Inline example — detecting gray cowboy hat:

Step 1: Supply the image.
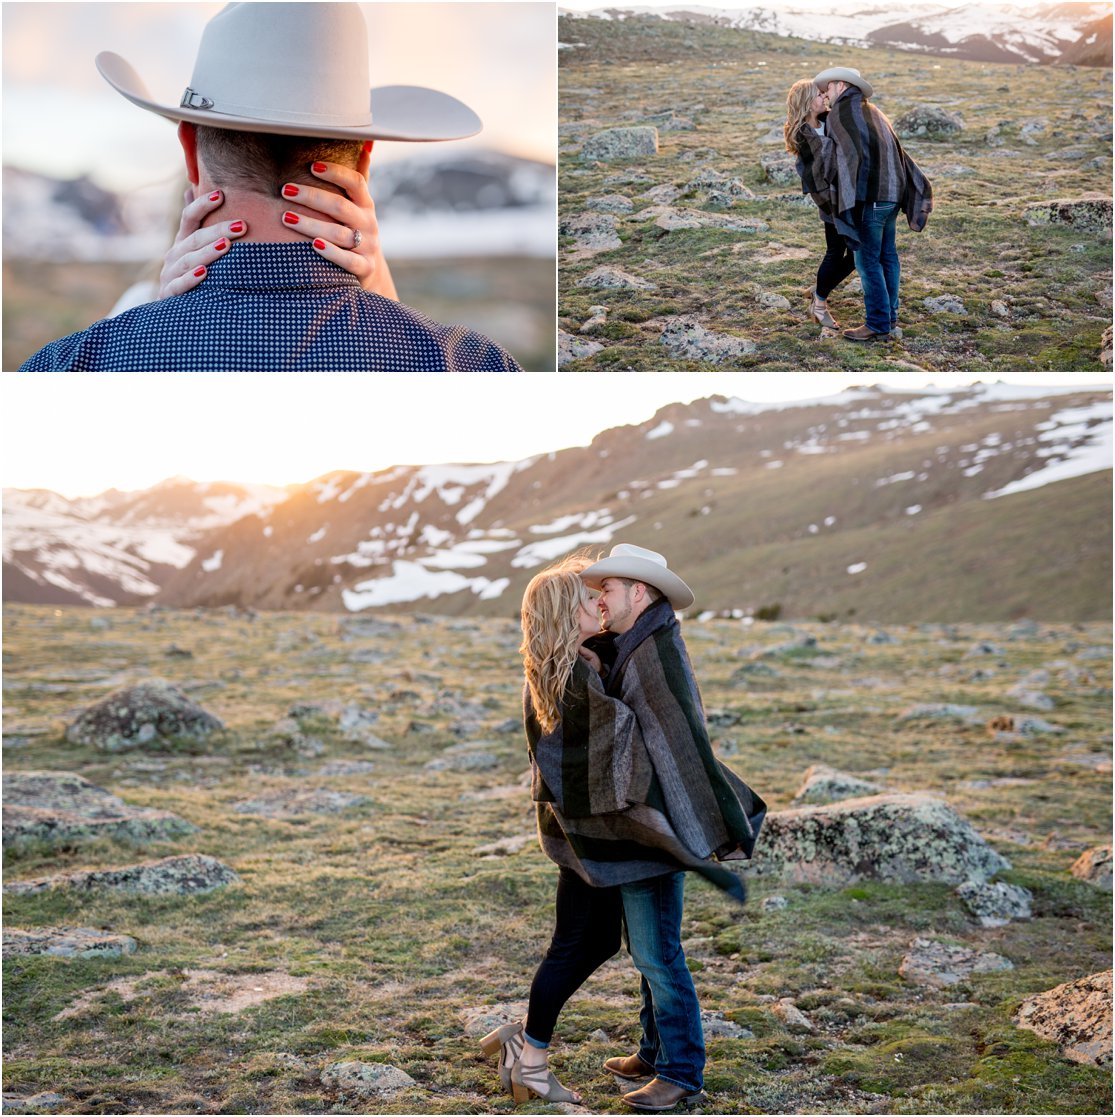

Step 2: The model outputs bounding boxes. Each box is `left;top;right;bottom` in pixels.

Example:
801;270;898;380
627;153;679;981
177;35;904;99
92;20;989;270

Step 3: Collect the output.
813;67;874;99
581;544;695;610
96;2;482;142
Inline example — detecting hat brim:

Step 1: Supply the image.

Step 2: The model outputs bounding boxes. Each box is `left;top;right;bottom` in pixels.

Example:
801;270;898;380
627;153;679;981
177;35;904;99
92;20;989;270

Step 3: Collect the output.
96;52;482;142
813;67;874;99
581;557;695;610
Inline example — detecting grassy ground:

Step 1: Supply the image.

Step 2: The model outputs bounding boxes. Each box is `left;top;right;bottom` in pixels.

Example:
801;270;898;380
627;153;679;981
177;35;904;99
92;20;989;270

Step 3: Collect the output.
2;256;553;373
558;16;1113;371
3;605;1111;1114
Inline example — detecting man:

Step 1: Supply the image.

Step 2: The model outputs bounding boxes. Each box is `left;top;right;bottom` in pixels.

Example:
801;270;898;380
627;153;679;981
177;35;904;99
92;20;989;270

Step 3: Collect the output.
20;3;521;371
812;66;932;343
579;544;765;1113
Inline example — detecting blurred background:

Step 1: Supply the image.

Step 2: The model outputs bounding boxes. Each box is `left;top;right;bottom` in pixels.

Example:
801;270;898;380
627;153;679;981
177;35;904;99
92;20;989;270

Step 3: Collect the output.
2;1;556;370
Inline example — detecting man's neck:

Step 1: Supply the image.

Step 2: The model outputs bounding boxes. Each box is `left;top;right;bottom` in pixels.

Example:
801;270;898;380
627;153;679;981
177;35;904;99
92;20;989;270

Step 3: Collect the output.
195;181;334;245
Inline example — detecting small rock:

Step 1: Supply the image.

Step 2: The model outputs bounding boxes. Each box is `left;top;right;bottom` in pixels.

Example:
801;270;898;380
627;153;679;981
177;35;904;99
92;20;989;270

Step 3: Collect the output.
232;789;370;818
924;294;967;315
3;854;238;897
1006;685;1055;711
990;299;1011;318
320;1062;418;1100
560;212;622;251
582;126;659;162
425;749;500;772
638;183;683;204
772;999;815;1034
956;879;1033;927
576;265;655;291
586;194;634;214
791;763;885;805
1015;970;1112;1066
475;834;534;856
759;895;788;912
3;927;137;960
660;315;756;364
899;937;1014;988
558;331;606;368
895;106;964;139
757;291;792;310
759;152;799;186
1;1093;68;1112
581;305;608;332
701;1010;752;1039
1071;846;1113;890
588;1028;610;1044
898;703;981;723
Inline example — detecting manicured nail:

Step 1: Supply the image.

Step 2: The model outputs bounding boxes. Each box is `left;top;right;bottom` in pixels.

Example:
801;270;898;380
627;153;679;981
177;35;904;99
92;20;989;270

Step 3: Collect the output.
311;162;327;174
229;221;245;234
282;183;300;198
362;141;373;155
208;191;221;202
313;238;326;250
214;238;229;251
282;211;300;225
193;266;206;277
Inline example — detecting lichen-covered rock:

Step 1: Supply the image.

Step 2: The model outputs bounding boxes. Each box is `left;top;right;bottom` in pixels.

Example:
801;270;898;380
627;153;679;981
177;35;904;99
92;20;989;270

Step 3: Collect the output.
2;771;196;849
772;999;815;1034
924;294;967;315
791;764;886;805
702;1010;752;1039
1023;194;1112;233
899;937;1013;987
759;151;799;186
1071;845;1113;890
425;748;500;772
320;1062;417;1100
3;926;137;960
660;315;757;365
3;854;238;897
956;879;1033;927
895;106;964;139
641;206;768;234
576;265;655;291
1015;970;1112;1067
749;793;1010;885
586;194;635;214
65;680;224;752
2;1092;68;1112
558;331;606;368
582;126;658;162
560;211;622;250
232;788;370;818
897;703;981;723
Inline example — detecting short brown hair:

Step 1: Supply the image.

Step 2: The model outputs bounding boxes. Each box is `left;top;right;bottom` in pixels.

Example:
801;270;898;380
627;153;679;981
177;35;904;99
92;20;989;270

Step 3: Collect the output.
195;125;362;194
617;577;663;605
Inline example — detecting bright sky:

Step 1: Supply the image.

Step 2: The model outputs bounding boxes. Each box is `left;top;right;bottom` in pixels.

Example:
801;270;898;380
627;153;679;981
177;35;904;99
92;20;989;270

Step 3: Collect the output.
1;372;1106;498
1;2;556;194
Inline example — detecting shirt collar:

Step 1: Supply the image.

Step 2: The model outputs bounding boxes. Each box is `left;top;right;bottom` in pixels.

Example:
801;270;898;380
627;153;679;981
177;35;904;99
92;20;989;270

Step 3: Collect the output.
203;242;362;291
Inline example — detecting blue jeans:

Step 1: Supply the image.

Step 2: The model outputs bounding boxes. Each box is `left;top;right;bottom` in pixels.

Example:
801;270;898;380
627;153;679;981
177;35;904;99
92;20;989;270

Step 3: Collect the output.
853;201;901;334
620;872;704;1093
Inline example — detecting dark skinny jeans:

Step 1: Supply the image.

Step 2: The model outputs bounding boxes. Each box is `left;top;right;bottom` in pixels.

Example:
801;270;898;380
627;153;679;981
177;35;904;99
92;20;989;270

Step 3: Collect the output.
816;218;856;300
524;866;623;1047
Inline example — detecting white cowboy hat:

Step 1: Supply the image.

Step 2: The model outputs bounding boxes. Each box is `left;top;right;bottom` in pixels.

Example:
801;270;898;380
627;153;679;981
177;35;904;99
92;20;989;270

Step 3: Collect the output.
581;544;695;610
813;67;874;100
95;2;482;143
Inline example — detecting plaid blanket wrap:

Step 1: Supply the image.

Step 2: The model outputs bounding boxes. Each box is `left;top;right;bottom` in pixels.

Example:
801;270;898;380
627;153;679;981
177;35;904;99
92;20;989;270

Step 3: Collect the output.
526;601;765;901
824;88;933;250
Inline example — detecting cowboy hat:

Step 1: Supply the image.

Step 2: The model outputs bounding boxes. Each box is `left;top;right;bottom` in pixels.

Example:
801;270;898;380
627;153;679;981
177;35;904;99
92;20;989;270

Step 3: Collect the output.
813;67;874;99
581;544;695;610
95;2;482;142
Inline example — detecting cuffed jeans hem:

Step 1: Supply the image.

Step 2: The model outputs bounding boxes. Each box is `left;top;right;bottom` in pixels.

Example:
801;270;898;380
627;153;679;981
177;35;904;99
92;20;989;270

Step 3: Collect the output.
524;1032;549;1050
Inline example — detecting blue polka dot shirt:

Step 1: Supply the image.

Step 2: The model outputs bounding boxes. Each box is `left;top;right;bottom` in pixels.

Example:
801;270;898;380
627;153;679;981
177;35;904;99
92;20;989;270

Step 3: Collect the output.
19;243;522;371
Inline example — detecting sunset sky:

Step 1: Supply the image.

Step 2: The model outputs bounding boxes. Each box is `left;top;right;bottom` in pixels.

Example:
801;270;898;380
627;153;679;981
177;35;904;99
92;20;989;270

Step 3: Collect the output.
2;2;555;193
2;372;1105;498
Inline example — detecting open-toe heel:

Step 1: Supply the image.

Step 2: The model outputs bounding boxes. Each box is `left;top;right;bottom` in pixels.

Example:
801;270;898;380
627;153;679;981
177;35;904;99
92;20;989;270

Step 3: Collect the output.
511;1060;581;1105
479;1021;524;1094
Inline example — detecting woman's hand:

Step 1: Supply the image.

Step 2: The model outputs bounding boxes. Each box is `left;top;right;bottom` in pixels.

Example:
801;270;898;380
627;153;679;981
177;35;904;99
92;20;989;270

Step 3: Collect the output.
279;142;398;300
157;187;248;298
578;645;604;675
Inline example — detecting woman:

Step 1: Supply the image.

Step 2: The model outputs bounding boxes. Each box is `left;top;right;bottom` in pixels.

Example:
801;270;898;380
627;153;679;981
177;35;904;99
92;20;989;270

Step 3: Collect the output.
151;141;394;303
480;555;621;1106
784;79;855;331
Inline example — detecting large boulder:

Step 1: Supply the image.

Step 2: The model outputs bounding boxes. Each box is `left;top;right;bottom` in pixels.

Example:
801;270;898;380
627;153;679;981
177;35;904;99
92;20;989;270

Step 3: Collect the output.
1023;194;1112;234
749;793;1010;885
582;126;659;162
895;106;964;139
1015;971;1112;1067
4;854;238;897
65;680;224;752
2;771;196;849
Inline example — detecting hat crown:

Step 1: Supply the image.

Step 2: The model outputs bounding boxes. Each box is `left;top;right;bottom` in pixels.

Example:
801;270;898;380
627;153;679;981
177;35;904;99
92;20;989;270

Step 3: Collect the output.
188;3;372;129
608;543;668;569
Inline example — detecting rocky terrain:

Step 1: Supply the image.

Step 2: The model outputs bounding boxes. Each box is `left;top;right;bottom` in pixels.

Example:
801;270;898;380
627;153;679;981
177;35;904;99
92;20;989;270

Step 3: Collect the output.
558;14;1113;370
5;384;1112;621
3;605;1111;1113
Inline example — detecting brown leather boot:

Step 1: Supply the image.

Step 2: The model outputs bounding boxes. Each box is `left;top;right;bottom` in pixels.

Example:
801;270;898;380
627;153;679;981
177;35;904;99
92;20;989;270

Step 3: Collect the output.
603;1053;656;1080
621;1077;707;1111
842;324;889;342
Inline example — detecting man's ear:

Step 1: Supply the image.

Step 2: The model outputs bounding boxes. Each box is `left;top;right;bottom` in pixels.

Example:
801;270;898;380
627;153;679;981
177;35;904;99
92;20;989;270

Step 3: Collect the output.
178;121;200;186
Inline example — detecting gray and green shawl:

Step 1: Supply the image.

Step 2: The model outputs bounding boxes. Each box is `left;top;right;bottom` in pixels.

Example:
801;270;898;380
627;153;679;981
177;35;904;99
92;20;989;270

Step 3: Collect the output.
525;601;765;902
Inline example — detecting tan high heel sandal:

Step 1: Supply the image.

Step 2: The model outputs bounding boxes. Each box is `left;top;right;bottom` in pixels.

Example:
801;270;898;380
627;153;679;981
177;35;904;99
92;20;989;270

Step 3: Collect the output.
808;290;839;329
511;1059;582;1105
479;1021;524;1094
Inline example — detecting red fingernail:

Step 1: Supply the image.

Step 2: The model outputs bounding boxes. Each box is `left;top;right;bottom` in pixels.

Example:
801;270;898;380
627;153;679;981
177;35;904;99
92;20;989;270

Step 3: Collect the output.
311;162;327;174
208;191;221;202
283;211;300;225
214;238;229;251
282;184;299;198
362;142;373;155
193;266;206;277
313;238;326;250
229;221;245;234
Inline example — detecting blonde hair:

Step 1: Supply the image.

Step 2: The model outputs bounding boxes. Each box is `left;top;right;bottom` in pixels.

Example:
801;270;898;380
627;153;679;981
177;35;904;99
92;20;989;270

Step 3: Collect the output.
784;79;821;155
520;554;597;734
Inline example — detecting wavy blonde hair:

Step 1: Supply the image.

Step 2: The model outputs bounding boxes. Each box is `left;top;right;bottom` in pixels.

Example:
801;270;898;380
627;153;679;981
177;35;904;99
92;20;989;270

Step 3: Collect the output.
784;78;821;155
520;554;598;734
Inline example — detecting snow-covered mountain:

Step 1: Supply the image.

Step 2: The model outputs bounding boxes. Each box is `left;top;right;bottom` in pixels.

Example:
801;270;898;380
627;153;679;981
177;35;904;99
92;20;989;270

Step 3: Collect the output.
562;4;1113;66
1;150;555;263
6;385;1111;621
